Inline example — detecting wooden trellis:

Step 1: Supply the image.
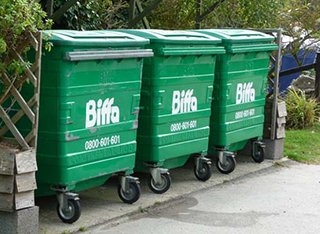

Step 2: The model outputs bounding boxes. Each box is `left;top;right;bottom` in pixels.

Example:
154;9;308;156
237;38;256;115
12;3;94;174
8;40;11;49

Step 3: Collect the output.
0;31;42;150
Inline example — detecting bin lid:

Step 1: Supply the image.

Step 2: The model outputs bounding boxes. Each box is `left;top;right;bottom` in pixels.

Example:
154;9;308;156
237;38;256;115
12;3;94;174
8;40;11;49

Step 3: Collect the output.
42;30;150;47
196;29;275;44
119;29;222;45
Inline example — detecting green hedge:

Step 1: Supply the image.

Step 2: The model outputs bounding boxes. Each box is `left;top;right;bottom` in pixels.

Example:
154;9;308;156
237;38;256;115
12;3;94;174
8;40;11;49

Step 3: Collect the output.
0;0;51;87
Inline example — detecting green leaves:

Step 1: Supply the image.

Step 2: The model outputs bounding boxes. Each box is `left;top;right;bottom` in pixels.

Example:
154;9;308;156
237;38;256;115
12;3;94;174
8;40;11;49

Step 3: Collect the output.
149;0;195;29
0;38;6;54
54;0;101;30
285;88;320;129
149;0;284;29
52;0;128;30
0;0;51;52
7;60;31;76
278;0;320;64
0;0;51;95
201;0;283;28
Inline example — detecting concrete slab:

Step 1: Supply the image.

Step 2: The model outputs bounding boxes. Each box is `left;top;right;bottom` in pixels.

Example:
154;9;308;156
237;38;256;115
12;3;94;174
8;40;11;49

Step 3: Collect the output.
264;139;285;160
37;155;286;234
0;206;39;234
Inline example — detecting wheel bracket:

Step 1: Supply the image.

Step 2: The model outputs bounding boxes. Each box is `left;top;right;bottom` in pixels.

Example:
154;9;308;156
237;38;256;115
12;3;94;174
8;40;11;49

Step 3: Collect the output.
252;140;265;155
150;167;169;185
217;150;234;166
195;155;211;171
120;175;139;193
56;191;79;212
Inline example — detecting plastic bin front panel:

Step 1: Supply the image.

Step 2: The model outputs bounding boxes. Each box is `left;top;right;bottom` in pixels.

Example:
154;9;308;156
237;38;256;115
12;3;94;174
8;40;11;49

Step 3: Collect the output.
37;38;146;195
209;51;270;149
205;30;276;150
196;29;277;151
136;44;219;168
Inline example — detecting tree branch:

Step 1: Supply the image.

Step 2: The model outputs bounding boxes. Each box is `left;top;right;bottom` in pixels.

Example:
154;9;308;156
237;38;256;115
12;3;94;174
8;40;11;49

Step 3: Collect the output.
52;0;79;23
199;0;227;22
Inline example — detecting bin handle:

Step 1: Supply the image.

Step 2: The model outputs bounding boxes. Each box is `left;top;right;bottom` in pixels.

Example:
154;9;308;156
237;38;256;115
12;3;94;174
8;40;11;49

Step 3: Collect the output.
206;86;213;103
226;83;232;101
65;49;153;61
228;44;278;53
154;90;165;109
158;47;225;56
60;102;75;125
131;94;141;115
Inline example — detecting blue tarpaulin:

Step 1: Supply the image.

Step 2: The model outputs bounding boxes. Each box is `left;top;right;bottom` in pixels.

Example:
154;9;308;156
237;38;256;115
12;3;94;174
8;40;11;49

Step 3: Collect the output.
279;49;316;93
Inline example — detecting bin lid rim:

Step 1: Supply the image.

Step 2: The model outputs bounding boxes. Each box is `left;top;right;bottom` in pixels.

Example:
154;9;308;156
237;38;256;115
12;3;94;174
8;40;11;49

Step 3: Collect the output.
42;30;150;46
195;29;275;43
117;29;222;44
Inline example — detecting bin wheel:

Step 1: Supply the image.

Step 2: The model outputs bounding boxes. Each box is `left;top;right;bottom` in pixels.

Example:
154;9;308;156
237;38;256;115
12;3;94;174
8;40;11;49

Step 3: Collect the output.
57;199;81;224
252;144;265;163
194;162;212;182
118;182;141;204
148;173;171;194
216;156;236;174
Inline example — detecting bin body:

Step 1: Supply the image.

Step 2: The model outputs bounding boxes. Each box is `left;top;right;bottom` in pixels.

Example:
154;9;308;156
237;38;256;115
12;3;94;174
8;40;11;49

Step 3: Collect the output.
197;29;277;152
122;30;224;171
36;30;150;196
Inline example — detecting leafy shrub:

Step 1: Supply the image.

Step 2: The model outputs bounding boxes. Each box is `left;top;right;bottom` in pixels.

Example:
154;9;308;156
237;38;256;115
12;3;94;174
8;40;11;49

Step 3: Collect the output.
285;88;320;129
96;0;128;29
0;0;51;51
52;0;101;30
149;0;283;29
0;0;51;89
52;0;128;30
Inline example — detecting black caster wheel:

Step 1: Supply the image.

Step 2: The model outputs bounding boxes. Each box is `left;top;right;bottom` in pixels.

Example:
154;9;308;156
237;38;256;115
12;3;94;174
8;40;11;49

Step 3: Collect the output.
252;144;265;163
148;173;171;194
57;199;81;224
216;156;236;174
194;162;212;181
118;182;141;204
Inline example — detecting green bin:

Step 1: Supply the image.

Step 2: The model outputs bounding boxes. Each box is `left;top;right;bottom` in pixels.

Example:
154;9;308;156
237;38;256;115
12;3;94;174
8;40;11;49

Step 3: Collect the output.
121;30;225;193
196;29;278;174
37;30;152;223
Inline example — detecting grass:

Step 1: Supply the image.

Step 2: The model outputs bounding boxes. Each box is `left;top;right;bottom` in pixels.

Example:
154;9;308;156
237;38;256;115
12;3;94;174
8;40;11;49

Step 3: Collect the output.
79;227;88;232
61;231;71;234
284;123;320;164
138;206;149;213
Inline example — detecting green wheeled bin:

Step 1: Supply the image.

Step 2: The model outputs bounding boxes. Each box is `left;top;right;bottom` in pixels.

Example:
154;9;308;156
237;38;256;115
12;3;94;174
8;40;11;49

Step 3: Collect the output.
121;30;225;194
196;29;278;174
37;30;153;223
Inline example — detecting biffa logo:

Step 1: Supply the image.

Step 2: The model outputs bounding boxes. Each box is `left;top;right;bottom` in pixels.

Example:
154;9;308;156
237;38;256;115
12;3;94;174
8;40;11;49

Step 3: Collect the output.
236;82;255;104
86;98;120;128
172;89;197;114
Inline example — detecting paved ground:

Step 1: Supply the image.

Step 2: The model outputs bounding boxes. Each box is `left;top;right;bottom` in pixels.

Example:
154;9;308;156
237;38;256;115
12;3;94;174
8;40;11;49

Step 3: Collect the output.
38;155;278;234
91;162;320;234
